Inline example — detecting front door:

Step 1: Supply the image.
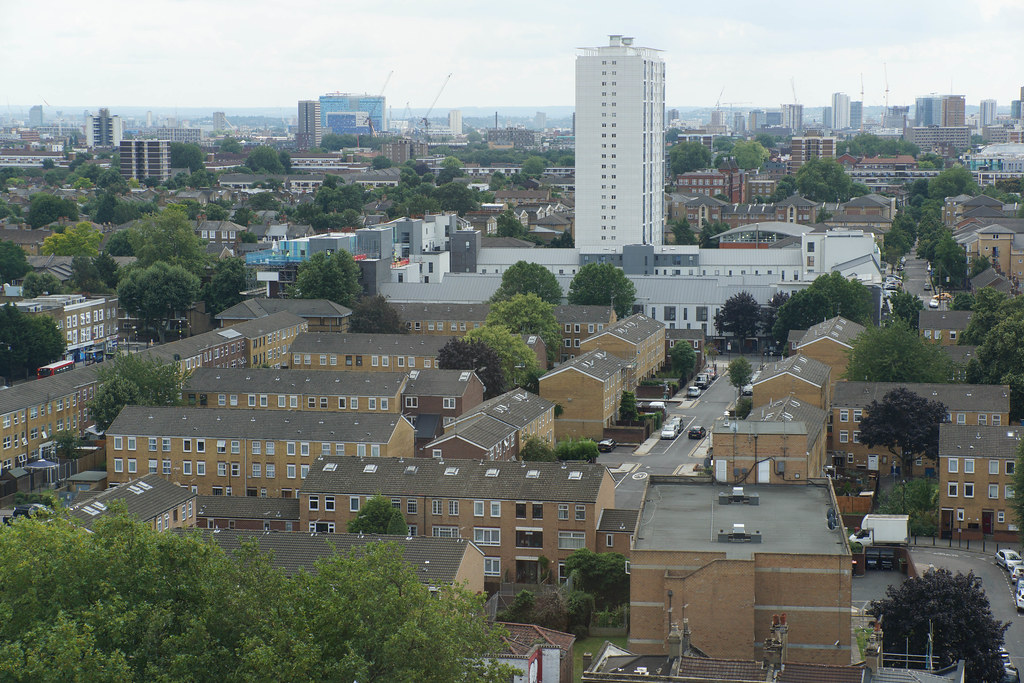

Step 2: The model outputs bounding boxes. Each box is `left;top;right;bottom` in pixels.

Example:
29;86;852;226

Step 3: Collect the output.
983;510;994;536
940;508;954;539
516;559;539;584
758;460;771;483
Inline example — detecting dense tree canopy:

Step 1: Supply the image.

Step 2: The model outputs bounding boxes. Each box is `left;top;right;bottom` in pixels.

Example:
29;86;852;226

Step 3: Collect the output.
495;210;527;239
492;261;562;305
41;221;103;257
771;272;873;342
886;291;924;329
21;271;64;298
464;324;538;391
794;158;856;202
27;193;78;229
245;145;285;174
348;295;406;334
845;321;952;383
117;262;201;343
714;291;761;341
486;294;560;363
0;241;31;283
169;142;204;173
202;258;247;316
869;569;1007;682
127;205;208;276
564;548;629;610
0;514;513;682
731;140;769;169
292;250;361;307
89;353;184;431
669;141;712;175
970;314;1024;422
670;341;696;380
347;495;409;535
438;338;506;399
0;304;65;381
728;357;753;392
567;262;636;318
858;387;947;468
929;165;980;200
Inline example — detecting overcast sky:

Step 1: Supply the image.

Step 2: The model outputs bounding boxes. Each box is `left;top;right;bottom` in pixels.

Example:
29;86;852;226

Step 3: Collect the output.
3;0;1022;114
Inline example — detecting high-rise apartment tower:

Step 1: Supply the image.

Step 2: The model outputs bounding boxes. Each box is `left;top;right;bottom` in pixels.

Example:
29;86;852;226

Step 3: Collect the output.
297;100;322;149
575;35;665;248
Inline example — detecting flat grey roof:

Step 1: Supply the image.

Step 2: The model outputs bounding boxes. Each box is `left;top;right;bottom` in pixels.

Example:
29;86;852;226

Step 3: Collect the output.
633;479;847;559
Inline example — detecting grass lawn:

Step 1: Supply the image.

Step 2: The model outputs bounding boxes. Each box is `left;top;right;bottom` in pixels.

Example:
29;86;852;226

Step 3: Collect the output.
572;634;628;683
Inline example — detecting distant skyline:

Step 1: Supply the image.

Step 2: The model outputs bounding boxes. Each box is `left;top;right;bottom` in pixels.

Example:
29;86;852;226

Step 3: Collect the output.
3;0;1022;115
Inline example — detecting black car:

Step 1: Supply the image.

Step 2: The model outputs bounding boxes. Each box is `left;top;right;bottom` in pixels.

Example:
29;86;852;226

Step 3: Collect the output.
688;426;707;439
597;439;617;453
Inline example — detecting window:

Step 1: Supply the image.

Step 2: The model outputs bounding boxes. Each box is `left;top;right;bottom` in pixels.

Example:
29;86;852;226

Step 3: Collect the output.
1009;461;1016;476
432;499;442;515
162;459;171;475
490;501;501;517
473;528;500;546
405;396;418;409
964;483;974;498
839;409;848;423
448;500;459;516
266;442;275;455
999;511;1006;523
484;558;501;577
1007;486;1015;499
113;436;123;450
350;496;360;512
558;531;586;550
196;461;205;476
301;464;308;479
252;463;261;478
443;398;456;410
183;461;192;475
852;409;862;423
432;526;460;538
575;504;586;521
148;437;158;452
286;464;296;479
852;431;860;444
266;463;275;478
558;504;569;520
380;398;388;411
515;530;543;548
474;500;484;517
948;482;958;497
278;396;286;408
964;459;974;474
516;502;527;519
839;430;848;443
287;442;296;456
990;460;1000;475
128;437;137;450
990;484;1000;499
148;459;158;474
532;503;543;519
114;458;123;473
948;458;958;473
407;499;418;514
309;496;319;511
324;496;335;511
368;398;377;410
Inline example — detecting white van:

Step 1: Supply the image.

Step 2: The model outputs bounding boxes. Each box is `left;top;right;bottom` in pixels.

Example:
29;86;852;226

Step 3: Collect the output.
661;419;681;440
1016;579;1024;613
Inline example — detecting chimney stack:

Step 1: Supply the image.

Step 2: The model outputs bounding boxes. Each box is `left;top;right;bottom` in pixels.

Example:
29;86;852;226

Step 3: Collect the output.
582;652;593;671
763;614;789;670
667;622;682;659
864;621;883;673
682;618;692;654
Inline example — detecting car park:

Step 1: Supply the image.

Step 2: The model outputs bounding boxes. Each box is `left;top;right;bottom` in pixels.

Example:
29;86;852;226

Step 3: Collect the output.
688;426;707;439
597;438;617;453
686;386;701;398
996;548;1023;571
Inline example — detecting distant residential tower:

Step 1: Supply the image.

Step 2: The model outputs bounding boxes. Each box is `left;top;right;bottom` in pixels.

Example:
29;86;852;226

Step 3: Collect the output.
297;100;322;149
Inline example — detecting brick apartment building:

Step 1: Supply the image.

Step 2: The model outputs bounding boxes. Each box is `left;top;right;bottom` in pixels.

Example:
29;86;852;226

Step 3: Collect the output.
751;354;831;410
403;369;486;452
938;424;1020;542
427;389;556;460
16;294;119;363
628;478;852;666
286;332;450;371
919;310;972;345
68;474;196;532
394;303;490;336
790;317;865;385
580;314;666;384
673;167;746;203
106;406;416;497
539;350;631;440
553;305;617;363
298;456;615;588
195;495;300;532
216;298;352;333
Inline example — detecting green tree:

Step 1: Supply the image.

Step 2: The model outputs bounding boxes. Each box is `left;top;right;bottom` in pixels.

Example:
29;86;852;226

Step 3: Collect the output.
0;241;31;283
201;258;247;316
521;156;547;177
495;210;527;238
698;220;730;248
103;230;134;256
869;569;1008;682
464;325;538;390
349;295;406;334
555;438;600;462
771;272;873;342
233;207;255;227
491;261;562;305
951;292;975;311
117;262;201;343
169;142;204;173
670;340;696;380
486;294;560;363
7;313;65;379
669;141;712;175
21;272;64;298
371;155;392;170
567;262;636;318
795;158;853;202
41;221;103;256
245;145;285;174
438;338;506;399
845;321;951;383
27;193;78;229
929;165;979;200
128;205;208;275
347;494;408;535
972;314;1024;422
292;250;361;307
70;255;113;293
434;182;479;215
564;548;629;610
969;255;991;278
728;357;753;393
858;387;947;469
731;140;769;169
960;288;1018;345
876;478;938;536
89;353;184;431
1013;438;1024;538
203;203;229;221
887;291;924;329
219;136;242;153
320;133;357;151
520;435;557;462
669;217;697;245
618;390;639;422
52;429;84;460
714;291;761;342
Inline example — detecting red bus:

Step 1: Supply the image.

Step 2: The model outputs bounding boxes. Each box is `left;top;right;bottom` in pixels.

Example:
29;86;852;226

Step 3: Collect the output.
37;360;75;378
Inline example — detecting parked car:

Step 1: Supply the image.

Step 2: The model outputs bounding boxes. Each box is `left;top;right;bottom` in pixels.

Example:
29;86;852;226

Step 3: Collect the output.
1001;648;1020;682
686;386;701;398
695;374;710;389
688;426;707;439
661;419;681;439
1012;564;1024;583
1016;580;1024;613
928;298;940;309
741;383;753;396
935;292;953;301
996;548;1023;571
597;438;617;453
923;282;932;291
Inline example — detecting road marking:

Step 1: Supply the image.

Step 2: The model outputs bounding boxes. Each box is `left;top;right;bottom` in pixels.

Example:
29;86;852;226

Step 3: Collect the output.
609;464;635;474
613;464;640;487
631;471;649;480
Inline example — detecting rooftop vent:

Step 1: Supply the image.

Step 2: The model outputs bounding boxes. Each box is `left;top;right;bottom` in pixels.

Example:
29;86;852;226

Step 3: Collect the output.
718;523;762;544
718;488;760;506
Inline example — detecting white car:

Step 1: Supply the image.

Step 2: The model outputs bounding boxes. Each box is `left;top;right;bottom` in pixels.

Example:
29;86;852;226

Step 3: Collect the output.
928;298;940;309
996;548;1023;571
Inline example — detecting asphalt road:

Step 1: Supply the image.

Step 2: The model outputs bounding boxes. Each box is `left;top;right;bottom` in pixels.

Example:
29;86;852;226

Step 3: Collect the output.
599;364;740;510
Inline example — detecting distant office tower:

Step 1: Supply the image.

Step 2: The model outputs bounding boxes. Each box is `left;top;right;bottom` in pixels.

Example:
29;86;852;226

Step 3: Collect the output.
831;93;851;129
667;109;679;123
915;96;943;126
213;111;227;131
575;34;664;248
1013;100;1023;122
849;101;863;131
980;99;997;126
765;111;782;126
297;100;322;148
781;103;803;132
748;110;764;131
821;107;832;129
86;108;123;147
533;111;546;130
28;105;43;127
119;140;170;182
449;110;463;135
710;109;727;128
146;111;153;128
941;95;966;127
733;112;746;134
319;93;386;135
882;106;909;129
790;132;836;171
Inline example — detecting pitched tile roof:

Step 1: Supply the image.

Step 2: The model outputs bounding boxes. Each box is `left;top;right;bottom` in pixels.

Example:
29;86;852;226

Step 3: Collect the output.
193;529;476;583
184;367;406;397
776;662;865;682
541;349;630;383
289;332;451;356
458;388;555;430
940;344;977;366
301;456;609;502
0;364;98;417
586;313;664;345
107;406;409;443
496;623;576;656
391;302;491;322
796;316;865;349
146;311;306;364
216;297;352;321
748;394;826;448
195;495;300;520
68;474;194;530
918;310;972;329
753;354;831;389
597;508;639;533
552;304;615;324
403;369;481;397
428;413;518;450
939;424;1022;459
832;381;1010;413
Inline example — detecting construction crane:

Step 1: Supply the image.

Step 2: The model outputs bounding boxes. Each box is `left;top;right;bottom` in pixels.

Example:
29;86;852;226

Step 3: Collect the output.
420;72;452;138
365;70;393;138
790;78;799;105
860;73;865;131
714;87;725;111
883;62;890;110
